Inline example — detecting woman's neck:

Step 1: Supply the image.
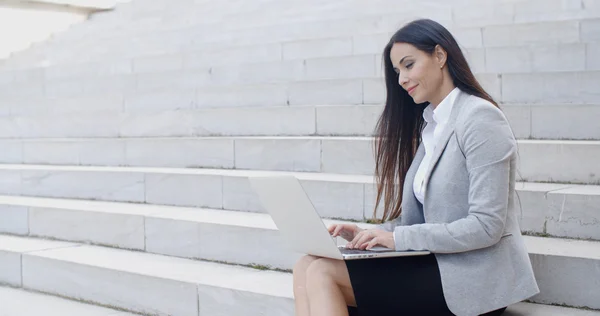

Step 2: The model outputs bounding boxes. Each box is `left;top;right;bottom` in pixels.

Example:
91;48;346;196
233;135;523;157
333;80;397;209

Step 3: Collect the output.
429;81;456;109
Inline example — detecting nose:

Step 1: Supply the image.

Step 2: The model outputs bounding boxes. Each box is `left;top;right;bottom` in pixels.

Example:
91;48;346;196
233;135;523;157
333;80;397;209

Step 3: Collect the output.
398;72;409;87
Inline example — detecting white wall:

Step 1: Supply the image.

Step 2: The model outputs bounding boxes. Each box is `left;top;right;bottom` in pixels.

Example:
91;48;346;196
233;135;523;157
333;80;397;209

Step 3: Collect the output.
0;2;90;59
0;0;129;60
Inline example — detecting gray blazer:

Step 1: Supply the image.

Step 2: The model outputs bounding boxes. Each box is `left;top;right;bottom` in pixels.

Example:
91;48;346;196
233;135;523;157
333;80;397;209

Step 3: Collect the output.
377;90;539;315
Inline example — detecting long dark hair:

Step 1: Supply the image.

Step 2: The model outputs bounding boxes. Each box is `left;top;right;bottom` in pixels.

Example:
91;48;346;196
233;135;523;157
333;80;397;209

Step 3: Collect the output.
373;19;497;222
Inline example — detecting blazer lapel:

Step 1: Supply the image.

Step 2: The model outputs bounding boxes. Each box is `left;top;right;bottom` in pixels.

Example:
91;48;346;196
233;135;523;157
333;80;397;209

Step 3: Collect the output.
402;142;425;206
406;143;425;194
422;90;467;187
400;142;426;224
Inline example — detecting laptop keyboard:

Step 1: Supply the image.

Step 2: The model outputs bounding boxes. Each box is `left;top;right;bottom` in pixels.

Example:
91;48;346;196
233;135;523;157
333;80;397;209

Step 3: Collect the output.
339;247;395;255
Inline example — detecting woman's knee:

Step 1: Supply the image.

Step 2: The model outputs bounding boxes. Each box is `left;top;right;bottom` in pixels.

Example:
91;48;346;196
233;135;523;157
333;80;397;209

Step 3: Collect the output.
305;258;337;284
293;255;320;290
293;255;320;298
293;255;319;277
305;258;357;306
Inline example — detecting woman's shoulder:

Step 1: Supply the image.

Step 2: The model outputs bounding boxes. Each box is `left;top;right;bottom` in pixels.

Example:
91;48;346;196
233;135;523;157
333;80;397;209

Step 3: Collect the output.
455;92;516;144
455;93;510;128
459;93;505;119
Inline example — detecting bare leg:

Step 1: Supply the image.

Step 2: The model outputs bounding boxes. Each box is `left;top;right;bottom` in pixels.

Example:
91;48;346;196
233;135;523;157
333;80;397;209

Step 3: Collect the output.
306;258;356;316
293;255;319;316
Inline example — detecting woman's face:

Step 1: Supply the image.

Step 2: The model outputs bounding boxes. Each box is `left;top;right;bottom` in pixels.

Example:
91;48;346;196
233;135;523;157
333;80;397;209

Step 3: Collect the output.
389;42;446;105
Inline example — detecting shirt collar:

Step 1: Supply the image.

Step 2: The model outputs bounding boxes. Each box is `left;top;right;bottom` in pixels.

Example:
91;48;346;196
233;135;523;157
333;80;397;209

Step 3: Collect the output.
423;87;461;125
423;104;434;123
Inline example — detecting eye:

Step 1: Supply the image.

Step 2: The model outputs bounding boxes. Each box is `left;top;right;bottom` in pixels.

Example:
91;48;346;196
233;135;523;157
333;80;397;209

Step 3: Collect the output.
405;63;414;69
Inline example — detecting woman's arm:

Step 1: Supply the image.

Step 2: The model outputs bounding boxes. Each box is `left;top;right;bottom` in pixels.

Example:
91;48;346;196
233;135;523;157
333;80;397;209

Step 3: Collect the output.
376;216;402;232
392;102;516;253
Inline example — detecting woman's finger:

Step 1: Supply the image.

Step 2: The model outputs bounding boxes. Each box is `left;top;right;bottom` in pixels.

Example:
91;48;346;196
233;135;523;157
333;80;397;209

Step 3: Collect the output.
349;230;374;248
348;230;365;247
364;237;380;250
357;232;375;248
359;236;377;250
332;225;344;237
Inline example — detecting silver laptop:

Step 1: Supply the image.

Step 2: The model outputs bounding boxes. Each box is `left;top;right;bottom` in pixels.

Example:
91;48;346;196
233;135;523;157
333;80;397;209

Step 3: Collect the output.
248;175;430;260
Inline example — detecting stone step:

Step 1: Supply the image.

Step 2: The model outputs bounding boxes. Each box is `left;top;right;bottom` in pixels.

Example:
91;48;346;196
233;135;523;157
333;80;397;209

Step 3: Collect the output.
0;195;310;266
1;224;600;311
24;0;422;47
52;0;600;42
0;137;597;184
1;193;599;269
11;12;600;67
0;286;136;316
28;0;600;41
0;104;598;140
3;39;597;86
505;303;600;316
0;166;598;240
0;234;294;316
2;71;600;106
516;140;600;184
502;104;600;140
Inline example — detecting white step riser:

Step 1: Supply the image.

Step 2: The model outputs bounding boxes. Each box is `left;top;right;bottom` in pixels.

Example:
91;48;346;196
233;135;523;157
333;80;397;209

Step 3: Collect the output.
33;207;146;250
0;179;598;240
25;0;600;36
518;185;600;240
146;218;303;270
48;3;441;43
47;0;600;45
504;104;600;140
529;255;600;309
2;209;600;309
1;238;599;316
0;239;296;316
23;255;295;316
0;206;28;235
1;171;599;240
0;104;598;140
83;0;353;33
0;250;22;286
517;142;600;184
509;302;600;316
0;169;370;220
0;204;594;270
11;15;600;67
0;287;138;316
0;205;301;268
3;71;600;106
1;205;301;268
0;238;78;288
4;41;599;84
0;138;597;184
21;257;293;316
23;255;201;316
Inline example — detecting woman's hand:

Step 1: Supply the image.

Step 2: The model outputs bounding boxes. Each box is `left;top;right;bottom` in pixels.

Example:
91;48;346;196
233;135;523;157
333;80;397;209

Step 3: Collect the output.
328;223;363;242
347;229;395;250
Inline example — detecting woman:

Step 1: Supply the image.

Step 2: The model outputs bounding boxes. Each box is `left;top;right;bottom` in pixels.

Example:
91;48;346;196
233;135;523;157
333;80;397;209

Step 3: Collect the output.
292;19;540;316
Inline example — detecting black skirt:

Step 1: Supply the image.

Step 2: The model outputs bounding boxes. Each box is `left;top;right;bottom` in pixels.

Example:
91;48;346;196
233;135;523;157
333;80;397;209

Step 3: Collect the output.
345;254;507;316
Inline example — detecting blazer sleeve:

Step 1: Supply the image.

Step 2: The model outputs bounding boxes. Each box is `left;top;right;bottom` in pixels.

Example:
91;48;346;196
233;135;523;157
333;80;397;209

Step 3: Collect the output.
376;216;402;232
392;102;516;253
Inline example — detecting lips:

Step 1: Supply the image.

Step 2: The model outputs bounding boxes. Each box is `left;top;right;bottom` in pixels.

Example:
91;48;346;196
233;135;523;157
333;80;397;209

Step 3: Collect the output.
407;85;418;95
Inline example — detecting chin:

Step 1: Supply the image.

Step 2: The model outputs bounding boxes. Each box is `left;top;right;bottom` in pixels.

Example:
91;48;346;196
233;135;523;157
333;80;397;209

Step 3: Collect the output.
411;95;424;104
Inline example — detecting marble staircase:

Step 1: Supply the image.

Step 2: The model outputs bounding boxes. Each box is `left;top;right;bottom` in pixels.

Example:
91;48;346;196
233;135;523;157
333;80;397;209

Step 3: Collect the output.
0;0;599;315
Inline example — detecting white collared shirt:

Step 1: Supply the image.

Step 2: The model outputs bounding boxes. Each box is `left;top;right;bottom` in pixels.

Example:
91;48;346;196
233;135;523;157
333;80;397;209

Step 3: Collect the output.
413;87;461;205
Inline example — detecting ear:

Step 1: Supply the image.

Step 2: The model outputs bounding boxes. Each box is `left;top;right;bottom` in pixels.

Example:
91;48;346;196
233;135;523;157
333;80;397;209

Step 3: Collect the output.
434;44;447;69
